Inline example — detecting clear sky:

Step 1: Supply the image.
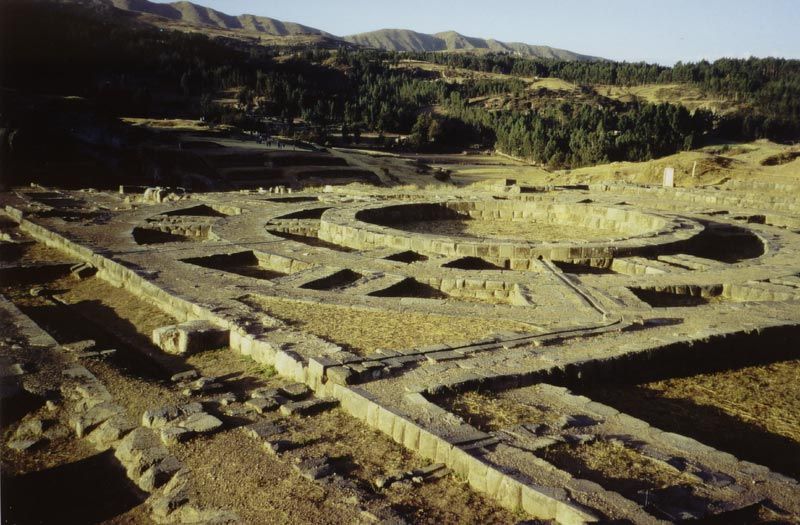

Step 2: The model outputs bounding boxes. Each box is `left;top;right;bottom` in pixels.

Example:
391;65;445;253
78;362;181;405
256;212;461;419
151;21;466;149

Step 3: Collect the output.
152;0;800;65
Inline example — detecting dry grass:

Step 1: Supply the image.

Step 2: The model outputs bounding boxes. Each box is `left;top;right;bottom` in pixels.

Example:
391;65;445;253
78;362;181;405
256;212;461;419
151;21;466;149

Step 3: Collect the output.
400;218;619;242
597;83;736;114
59;277;177;336
437;390;557;431
539;440;697;493
248;296;530;355
528;77;578;92
121;117;231;132
645;359;800;444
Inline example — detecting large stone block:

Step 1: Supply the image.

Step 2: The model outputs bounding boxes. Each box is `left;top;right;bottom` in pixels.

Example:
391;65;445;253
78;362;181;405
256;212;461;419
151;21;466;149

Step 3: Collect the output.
152;321;228;356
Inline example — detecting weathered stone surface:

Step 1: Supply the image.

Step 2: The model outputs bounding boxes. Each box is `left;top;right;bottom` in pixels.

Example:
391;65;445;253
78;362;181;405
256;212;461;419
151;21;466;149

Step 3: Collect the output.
148;468;190;519
160;426;193;446
326;366;353;385
115;427;172;481
87;414;136;449
71;401;126;437
178;413;223;434
138;455;183;492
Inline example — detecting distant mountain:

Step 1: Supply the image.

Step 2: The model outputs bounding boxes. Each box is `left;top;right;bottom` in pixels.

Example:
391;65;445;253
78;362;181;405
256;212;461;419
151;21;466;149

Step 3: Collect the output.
343;29;602;61
93;0;601;60
103;0;332;37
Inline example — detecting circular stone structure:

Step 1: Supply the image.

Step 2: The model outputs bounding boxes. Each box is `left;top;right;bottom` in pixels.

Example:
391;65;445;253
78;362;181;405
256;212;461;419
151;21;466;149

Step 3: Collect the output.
319;200;704;268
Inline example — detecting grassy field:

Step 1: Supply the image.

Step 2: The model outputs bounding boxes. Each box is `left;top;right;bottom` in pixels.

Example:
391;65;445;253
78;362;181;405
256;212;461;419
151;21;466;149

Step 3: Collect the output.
597;83;738;114
430;140;800;188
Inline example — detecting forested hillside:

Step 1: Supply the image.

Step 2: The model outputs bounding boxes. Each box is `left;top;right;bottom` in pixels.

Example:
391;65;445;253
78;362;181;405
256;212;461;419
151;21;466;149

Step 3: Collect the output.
2;0;798;170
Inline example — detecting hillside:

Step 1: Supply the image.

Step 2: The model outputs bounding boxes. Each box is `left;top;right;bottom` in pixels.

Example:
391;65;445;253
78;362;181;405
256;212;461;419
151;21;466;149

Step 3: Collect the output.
102;0;332;36
343;29;601;61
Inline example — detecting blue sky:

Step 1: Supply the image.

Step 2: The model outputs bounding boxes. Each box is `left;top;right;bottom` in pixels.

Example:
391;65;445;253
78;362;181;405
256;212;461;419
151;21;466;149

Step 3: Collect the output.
152;0;800;64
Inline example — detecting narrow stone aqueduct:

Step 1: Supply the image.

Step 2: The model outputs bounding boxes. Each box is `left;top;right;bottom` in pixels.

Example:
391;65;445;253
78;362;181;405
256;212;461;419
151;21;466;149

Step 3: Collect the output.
2;175;800;523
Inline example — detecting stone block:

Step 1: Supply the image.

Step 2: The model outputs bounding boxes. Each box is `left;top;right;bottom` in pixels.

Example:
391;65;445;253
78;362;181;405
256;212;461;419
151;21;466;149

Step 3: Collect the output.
246;397;281;414
279;397;339;417
152;321;228;356
278;383;311;400
178;413;222;434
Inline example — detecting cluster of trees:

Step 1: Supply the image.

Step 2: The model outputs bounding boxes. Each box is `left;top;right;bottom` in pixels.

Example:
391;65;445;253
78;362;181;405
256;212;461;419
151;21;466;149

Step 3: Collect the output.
406;52;800;141
490;102;710;167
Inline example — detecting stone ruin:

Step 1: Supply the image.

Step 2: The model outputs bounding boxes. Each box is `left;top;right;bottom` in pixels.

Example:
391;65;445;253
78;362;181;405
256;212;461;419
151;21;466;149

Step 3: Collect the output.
2;176;800;523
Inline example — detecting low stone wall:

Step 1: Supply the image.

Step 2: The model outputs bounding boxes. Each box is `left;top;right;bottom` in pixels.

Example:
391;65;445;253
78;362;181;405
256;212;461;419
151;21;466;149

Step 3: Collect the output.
319;200;702;267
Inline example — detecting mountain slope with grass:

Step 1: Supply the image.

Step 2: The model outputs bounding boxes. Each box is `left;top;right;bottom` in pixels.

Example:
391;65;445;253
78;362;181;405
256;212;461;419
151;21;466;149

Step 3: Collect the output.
343;29;600;60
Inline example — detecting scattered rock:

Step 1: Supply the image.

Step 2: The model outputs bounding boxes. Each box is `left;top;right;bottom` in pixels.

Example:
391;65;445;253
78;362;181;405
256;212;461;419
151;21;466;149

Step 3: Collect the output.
211;392;238;406
3;362;29;376
79;349;117;360
14;417;44;439
245;397;280;414
7;438;43;452
279;397;339;417
263;439;294;455
87;415;136;449
249;387;282;400
278;383;311;400
294;457;333;481
221;404;252;418
557;414;600;429
115;427;173;483
62;340;98;353
242;420;284;440
43;423;71;441
152;321;228;356
160;426;193;446
564;434;596;446
139;455;183;492
375;463;448;489
182;377;224;396
170;370;199;383
142;403;204;428
178;413;222;434
148;468;190;519
71;401;126;438
70;262;97;280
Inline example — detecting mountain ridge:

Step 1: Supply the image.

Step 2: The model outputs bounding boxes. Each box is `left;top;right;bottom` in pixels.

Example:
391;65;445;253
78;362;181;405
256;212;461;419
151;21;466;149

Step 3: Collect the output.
343;28;600;60
96;0;603;60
